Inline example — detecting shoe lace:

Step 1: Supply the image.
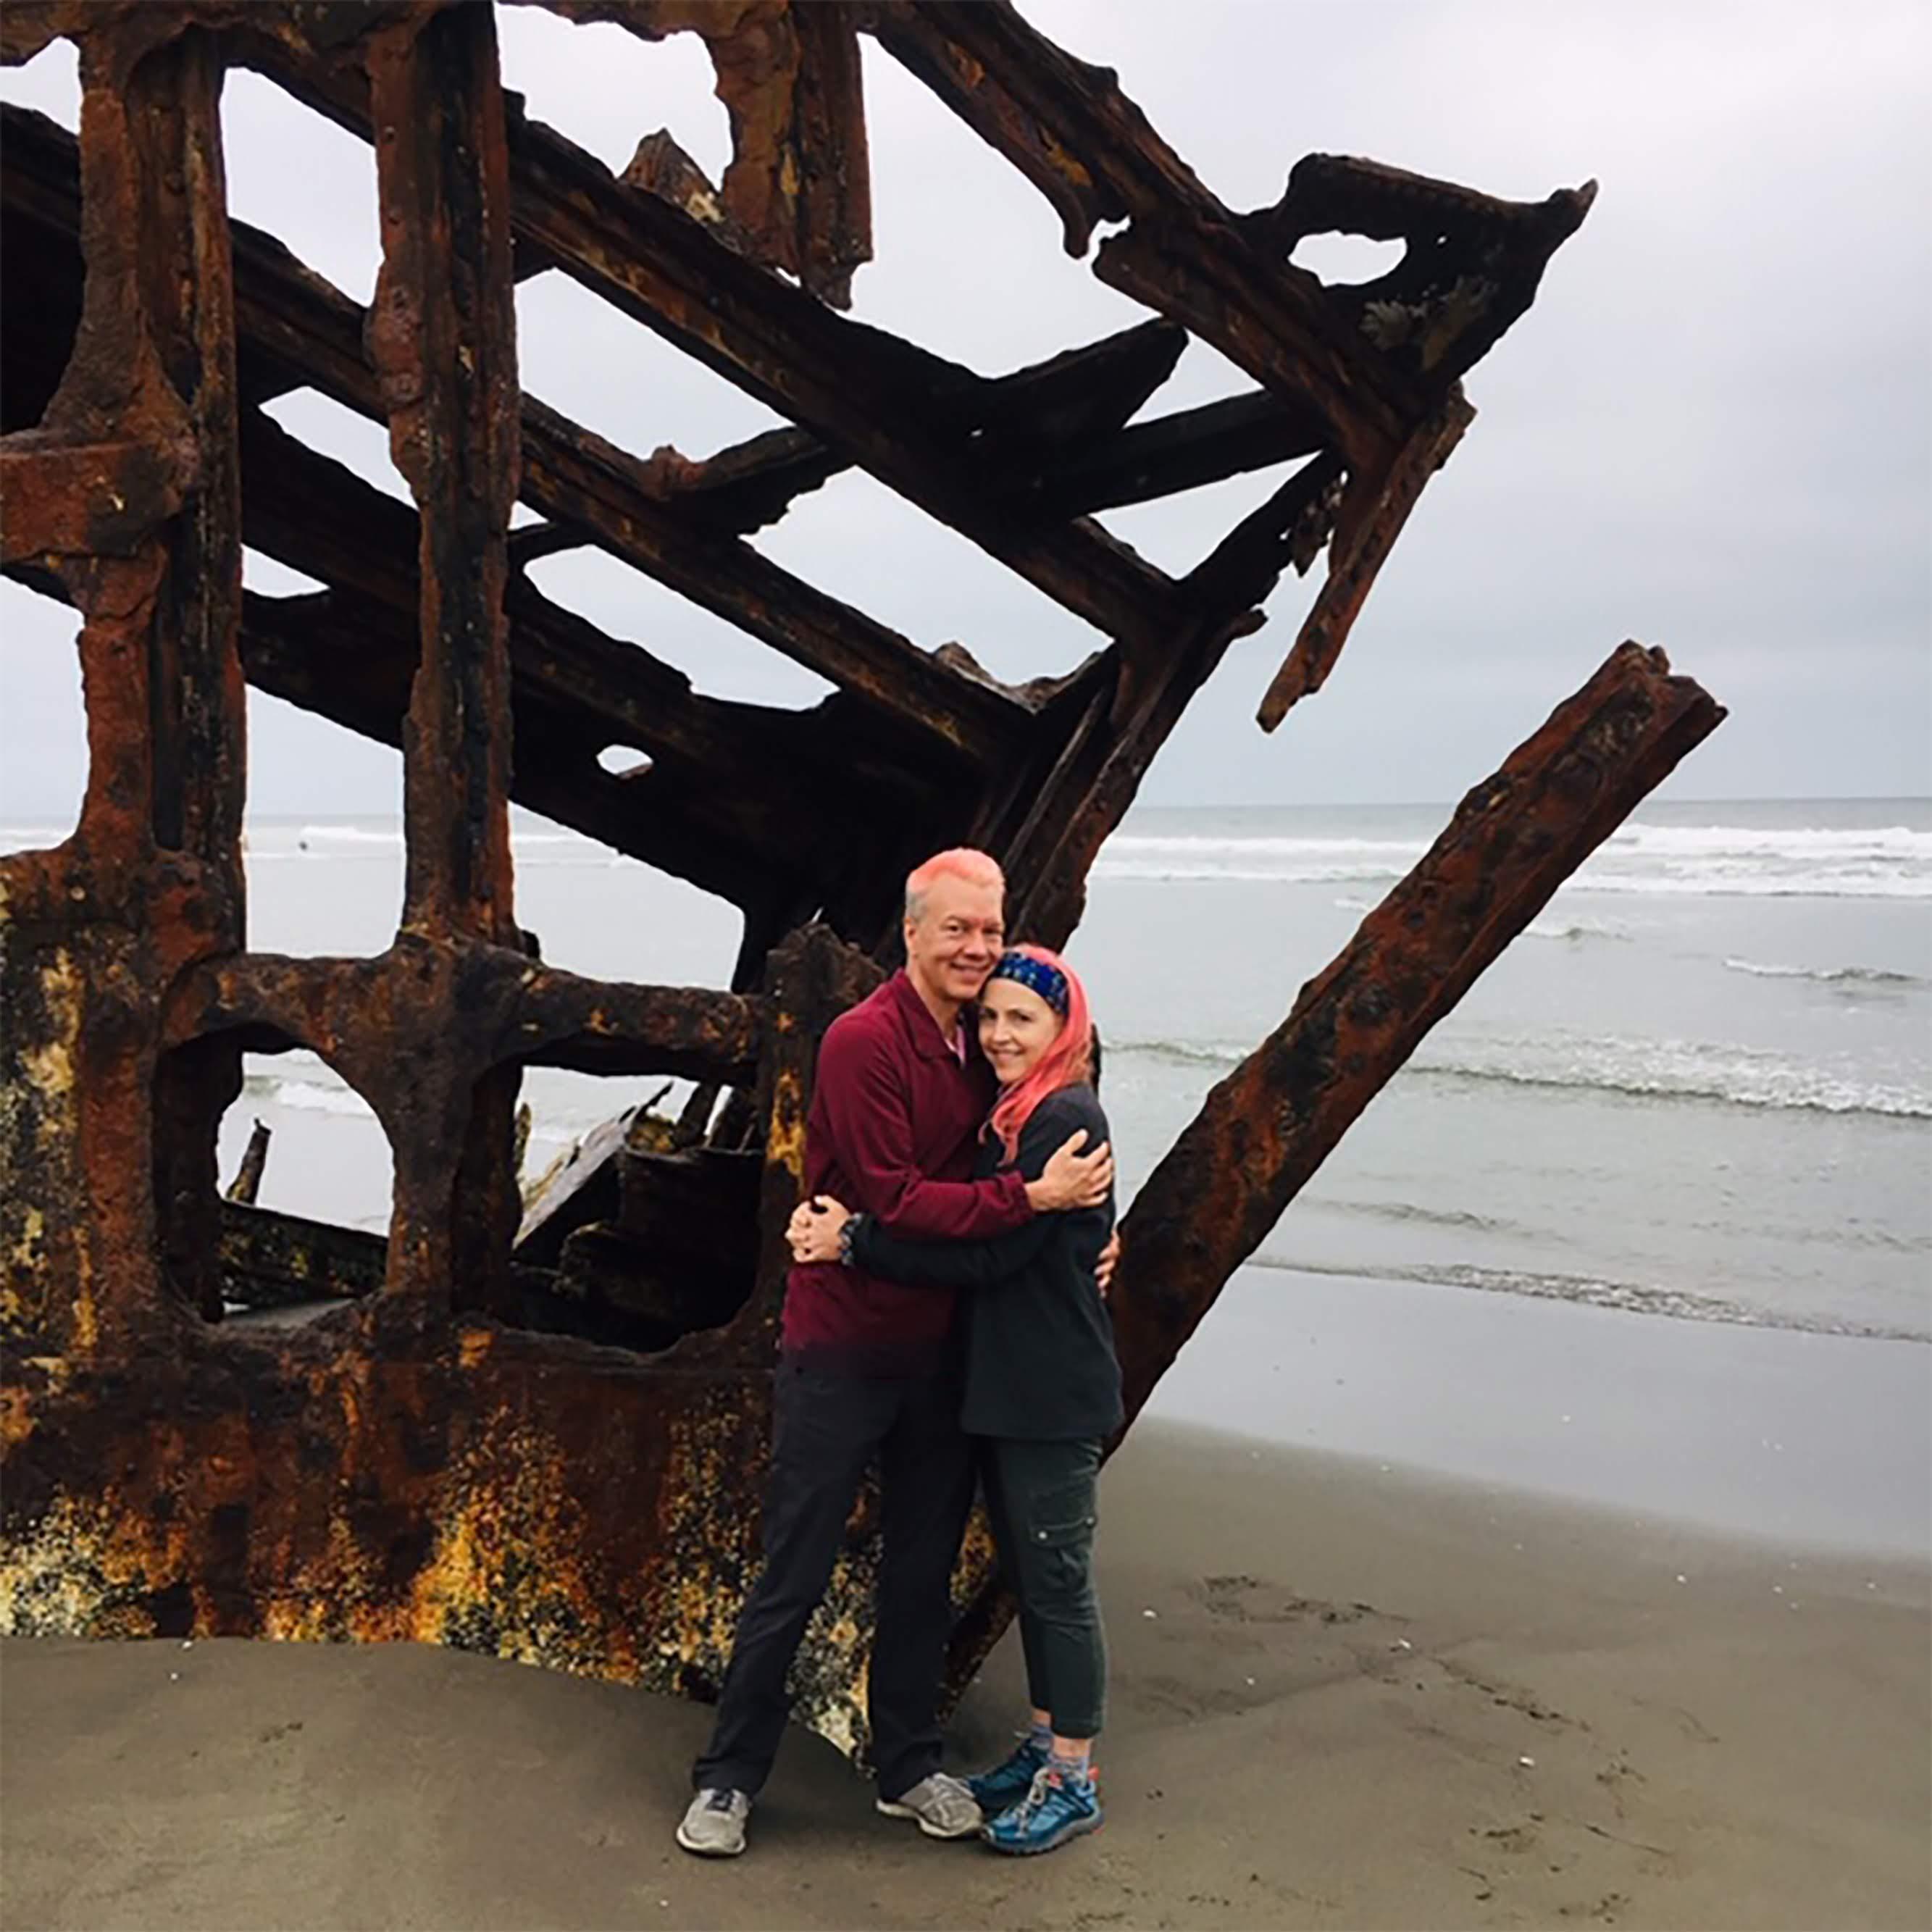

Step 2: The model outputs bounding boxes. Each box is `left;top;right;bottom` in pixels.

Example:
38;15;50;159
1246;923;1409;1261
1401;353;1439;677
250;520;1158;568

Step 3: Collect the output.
1005;1765;1055;1826
703;1789;740;1814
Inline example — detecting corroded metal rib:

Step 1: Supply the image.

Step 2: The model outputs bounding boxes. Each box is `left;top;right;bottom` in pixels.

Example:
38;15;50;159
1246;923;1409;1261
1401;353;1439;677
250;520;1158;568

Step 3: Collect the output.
1110;642;1724;1424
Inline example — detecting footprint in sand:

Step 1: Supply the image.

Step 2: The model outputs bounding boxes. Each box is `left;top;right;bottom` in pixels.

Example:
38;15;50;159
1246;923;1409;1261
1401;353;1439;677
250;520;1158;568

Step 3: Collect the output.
1195;1573;1382;1626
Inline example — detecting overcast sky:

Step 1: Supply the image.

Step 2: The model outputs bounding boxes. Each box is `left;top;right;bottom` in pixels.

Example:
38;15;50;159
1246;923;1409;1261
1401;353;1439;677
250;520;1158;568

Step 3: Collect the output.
3;0;1927;823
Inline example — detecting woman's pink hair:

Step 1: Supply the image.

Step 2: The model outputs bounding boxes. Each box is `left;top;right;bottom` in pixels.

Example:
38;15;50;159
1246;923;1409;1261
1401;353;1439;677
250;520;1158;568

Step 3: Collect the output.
985;943;1094;1163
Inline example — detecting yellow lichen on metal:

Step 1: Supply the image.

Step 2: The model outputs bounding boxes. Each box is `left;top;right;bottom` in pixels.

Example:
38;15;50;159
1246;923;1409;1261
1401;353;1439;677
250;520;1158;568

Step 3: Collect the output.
23;954;80;1121
653;1396;765;1669
0;1482;185;1640
397;1418;634;1680
767;1065;808;1174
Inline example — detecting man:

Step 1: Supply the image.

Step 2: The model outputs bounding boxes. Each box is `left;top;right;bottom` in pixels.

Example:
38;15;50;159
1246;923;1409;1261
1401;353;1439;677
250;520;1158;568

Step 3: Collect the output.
677;848;1113;1858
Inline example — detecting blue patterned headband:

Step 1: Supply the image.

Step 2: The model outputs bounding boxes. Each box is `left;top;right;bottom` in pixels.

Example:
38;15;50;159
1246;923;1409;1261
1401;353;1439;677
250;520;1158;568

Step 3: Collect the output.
987;950;1069;1016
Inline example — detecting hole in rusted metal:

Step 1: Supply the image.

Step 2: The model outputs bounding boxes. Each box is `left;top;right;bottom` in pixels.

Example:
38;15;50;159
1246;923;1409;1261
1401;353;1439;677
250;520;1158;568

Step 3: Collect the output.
0;584;85;850
222;68;380;303
595;745;653;778
0;36;80;132
242;550;326;598
751;467;1100;683
261;388;413;506
511;1070;756;1353
211;1045;394;1323
853;38;1140;366
507;803;743;985
523;548;838;708
1289;232;1407;288
496;9;732;183
515;267;789;463
242;711;404;953
1095;452;1323;576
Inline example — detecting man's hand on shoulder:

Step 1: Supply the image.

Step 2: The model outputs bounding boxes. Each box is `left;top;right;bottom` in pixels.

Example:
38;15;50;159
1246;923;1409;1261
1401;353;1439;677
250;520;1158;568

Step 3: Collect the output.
1025;1129;1113;1213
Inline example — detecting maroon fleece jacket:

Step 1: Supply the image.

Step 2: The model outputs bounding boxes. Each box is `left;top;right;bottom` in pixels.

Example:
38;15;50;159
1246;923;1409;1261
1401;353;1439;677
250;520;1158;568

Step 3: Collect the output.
780;970;1032;1373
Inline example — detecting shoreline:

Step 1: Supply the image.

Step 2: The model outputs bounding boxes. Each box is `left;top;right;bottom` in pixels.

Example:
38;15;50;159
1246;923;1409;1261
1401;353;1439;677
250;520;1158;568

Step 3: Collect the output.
4;1416;1925;1931
1146;1263;1932;1560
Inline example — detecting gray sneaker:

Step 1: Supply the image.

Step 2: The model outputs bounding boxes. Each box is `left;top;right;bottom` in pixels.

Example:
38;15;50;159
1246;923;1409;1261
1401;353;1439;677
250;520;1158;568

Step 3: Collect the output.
677;1786;750;1857
876;1771;983;1840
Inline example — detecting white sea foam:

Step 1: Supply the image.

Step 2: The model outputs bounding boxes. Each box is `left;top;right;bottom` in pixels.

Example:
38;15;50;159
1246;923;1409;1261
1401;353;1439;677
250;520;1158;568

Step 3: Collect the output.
1723;957;1925;988
296;824;404;848
1113;1032;1932;1119
241;1055;373;1120
1098;820;1932;898
1524;916;1634;942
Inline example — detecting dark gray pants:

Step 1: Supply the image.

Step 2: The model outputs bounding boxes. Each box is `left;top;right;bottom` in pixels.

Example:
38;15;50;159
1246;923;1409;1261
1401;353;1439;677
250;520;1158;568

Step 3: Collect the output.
692;1358;975;1802
981;1435;1107;1740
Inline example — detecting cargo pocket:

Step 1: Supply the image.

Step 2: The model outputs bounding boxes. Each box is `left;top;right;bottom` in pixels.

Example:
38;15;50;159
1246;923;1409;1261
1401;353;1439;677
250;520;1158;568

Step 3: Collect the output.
1022;1481;1098;1605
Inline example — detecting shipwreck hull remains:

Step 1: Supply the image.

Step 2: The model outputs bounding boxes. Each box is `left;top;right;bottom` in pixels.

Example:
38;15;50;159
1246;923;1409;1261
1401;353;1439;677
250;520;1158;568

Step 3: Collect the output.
1;1;1718;1762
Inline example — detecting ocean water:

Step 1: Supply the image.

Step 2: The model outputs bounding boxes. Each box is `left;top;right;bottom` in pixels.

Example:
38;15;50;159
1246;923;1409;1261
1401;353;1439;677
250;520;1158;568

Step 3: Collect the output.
6;799;1926;1352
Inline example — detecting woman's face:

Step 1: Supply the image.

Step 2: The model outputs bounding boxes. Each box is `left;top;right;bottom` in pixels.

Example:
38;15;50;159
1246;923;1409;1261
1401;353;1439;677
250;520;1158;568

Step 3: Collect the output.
977;978;1063;1087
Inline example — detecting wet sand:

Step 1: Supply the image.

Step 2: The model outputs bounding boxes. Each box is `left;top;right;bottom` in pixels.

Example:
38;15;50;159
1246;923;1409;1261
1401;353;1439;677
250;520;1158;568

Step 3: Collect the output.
3;1418;1926;1931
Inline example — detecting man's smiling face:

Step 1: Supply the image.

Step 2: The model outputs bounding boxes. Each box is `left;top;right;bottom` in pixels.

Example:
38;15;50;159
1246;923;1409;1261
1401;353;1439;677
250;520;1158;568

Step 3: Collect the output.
903;872;1005;1016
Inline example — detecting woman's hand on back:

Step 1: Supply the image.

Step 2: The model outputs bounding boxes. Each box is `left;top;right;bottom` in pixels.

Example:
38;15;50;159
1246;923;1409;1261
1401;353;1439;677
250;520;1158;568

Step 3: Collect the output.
787;1195;853;1265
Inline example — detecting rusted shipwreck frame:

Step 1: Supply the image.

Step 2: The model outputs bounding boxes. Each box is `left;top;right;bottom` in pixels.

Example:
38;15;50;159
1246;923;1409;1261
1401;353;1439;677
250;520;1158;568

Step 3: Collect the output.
0;1;1721;1760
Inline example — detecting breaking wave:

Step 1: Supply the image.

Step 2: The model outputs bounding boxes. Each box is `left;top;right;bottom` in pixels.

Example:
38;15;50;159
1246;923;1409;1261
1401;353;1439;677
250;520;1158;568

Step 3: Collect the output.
241;1061;372;1119
1098;821;1932;898
1723;958;1925;988
1112;1033;1932;1119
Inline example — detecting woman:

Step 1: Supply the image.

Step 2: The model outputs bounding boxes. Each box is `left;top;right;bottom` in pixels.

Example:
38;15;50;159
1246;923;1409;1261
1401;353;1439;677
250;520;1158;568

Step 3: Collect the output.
789;944;1121;1856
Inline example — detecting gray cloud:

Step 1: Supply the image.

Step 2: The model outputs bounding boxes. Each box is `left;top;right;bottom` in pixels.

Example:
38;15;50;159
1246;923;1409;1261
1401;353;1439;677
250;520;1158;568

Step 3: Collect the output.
3;0;1926;826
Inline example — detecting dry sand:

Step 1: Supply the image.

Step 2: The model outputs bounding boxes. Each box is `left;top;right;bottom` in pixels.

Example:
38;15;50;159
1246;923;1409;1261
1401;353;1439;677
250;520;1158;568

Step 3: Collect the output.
3;1419;1926;1931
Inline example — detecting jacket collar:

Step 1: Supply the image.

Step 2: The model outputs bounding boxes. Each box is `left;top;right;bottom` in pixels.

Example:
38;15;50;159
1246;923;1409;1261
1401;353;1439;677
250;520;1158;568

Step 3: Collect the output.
889;968;970;1063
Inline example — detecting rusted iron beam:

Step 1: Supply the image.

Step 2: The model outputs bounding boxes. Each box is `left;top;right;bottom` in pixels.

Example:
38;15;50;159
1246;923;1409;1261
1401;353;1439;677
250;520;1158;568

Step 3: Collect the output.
501;106;1182;648
235;43;1185;650
0;16;254;1339
225;407;948;874
1017;388;1329;522
1111;643;1725;1423
235;589;790;913
864;0;1426;460
637;317;1187;539
1004;451;1346;946
1;104;1032;766
522;0;874;310
1256;391;1474;730
163;948;766;1087
516;397;1021;767
220;1199;385;1307
363;4;519;946
0;434;192;562
866;1;1592;707
1252;153;1600;392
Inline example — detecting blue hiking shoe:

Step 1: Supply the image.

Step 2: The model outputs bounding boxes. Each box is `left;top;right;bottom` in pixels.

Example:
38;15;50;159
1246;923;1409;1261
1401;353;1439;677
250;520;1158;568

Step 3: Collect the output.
982;1765;1103;1856
966;1734;1050;1815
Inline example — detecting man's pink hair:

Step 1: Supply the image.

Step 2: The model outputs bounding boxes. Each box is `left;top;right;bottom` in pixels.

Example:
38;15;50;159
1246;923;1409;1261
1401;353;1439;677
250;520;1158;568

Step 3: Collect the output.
986;943;1094;1163
904;846;1004;919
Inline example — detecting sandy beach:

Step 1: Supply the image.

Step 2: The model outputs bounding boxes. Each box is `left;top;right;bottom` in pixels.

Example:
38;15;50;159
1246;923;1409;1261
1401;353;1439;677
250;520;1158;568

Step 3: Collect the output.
4;1415;1925;1932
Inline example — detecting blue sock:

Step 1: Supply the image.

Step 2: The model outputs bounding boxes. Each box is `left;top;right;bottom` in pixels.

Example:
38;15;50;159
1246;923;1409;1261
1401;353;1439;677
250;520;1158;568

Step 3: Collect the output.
1048;1747;1093;1789
1025;1720;1052;1753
